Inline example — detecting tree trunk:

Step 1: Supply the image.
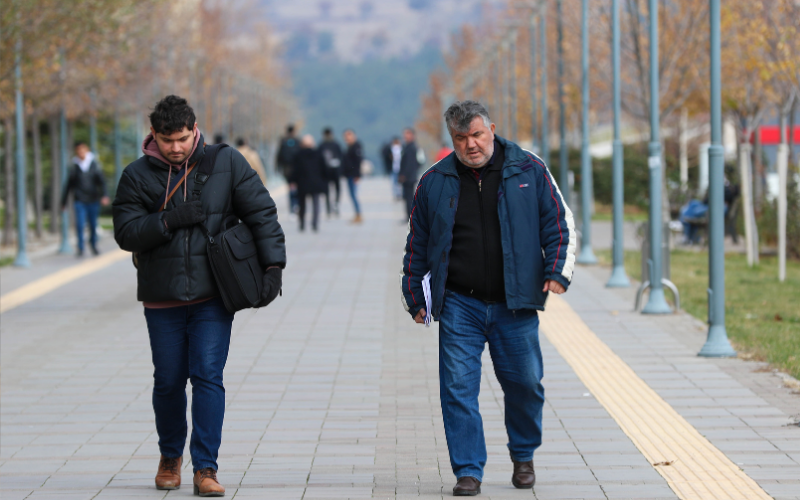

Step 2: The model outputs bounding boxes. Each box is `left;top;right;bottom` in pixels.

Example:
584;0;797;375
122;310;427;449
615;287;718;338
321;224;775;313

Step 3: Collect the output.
679;108;688;191
3;116;15;246
738;142;758;266
49;115;59;234
753;126;763;213
32;109;43;239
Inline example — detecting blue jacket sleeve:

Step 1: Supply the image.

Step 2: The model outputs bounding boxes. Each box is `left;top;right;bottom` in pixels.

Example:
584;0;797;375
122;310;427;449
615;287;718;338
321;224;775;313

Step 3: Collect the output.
532;156;576;290
400;176;430;318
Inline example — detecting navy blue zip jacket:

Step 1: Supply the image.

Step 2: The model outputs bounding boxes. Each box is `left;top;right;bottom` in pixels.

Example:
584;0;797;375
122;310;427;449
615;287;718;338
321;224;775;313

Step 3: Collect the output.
400;136;576;320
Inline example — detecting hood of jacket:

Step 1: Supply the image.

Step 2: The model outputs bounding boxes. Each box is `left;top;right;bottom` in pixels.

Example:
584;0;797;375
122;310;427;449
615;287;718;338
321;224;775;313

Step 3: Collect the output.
142;130;204;171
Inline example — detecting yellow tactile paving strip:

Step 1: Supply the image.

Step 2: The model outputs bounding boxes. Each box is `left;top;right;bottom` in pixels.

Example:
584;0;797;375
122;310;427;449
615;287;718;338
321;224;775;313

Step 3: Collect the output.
540;295;772;500
0;249;129;314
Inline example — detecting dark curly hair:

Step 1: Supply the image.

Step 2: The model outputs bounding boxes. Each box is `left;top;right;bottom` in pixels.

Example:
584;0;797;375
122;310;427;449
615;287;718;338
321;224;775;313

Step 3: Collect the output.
149;95;196;135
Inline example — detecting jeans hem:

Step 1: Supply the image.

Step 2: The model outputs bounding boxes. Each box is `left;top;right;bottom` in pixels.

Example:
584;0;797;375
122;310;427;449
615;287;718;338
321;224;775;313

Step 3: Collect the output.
193;463;217;473
509;454;534;463
455;473;483;482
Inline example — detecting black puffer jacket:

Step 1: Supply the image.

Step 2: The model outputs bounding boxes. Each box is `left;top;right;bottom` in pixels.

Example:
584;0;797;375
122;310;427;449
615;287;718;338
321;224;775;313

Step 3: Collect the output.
113;136;286;303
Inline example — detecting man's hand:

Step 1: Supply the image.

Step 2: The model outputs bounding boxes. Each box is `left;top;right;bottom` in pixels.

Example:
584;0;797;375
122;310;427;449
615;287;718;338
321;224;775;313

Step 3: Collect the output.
414;308;427;324
258;267;282;307
398;175;406;183
162;200;206;231
101;196;110;206
543;280;566;294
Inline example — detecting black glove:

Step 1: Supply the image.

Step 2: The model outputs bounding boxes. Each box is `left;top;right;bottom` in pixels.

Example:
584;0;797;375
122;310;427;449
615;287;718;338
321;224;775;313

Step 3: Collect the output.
258;267;282;307
163;200;206;231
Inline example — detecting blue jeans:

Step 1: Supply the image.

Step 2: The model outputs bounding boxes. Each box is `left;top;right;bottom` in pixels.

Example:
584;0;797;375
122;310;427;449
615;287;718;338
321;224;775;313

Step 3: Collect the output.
144;297;234;472
346;177;361;215
74;201;100;252
438;290;545;482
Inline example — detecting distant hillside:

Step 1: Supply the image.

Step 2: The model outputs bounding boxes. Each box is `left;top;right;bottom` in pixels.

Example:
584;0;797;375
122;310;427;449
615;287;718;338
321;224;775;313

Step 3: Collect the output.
290;48;444;166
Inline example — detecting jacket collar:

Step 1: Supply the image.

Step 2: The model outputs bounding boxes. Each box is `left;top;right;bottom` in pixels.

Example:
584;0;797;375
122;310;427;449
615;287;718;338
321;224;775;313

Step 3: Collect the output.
433;135;530;177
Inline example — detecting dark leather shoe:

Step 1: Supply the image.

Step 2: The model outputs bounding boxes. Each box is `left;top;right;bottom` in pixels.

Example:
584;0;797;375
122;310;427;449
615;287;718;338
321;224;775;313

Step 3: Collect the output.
511;460;535;489
453;476;481;496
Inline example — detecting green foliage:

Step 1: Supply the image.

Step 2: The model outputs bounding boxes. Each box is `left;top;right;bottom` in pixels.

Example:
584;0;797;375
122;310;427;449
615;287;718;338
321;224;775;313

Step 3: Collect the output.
290;48;443;164
757;172;800;259
549;144;667;210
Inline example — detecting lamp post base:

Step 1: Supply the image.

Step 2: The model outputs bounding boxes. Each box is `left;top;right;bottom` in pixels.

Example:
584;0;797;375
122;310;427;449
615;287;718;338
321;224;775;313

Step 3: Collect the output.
577;246;597;265
606;265;630;287
641;287;672;314
698;325;737;357
13;253;31;268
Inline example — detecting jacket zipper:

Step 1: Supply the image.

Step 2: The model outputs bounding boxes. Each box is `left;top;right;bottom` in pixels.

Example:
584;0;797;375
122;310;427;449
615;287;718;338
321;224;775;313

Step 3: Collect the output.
478;176;489;297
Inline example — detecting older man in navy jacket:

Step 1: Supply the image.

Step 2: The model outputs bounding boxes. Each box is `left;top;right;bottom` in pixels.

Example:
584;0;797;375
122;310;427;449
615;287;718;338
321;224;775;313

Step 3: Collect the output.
400;100;576;496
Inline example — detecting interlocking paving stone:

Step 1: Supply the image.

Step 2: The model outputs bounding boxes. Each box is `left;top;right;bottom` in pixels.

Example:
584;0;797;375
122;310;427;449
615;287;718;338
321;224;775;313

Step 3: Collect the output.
2;179;799;499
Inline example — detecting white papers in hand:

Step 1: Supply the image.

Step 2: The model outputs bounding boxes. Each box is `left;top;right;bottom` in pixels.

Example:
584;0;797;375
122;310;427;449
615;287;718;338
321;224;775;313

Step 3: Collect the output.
422;271;433;327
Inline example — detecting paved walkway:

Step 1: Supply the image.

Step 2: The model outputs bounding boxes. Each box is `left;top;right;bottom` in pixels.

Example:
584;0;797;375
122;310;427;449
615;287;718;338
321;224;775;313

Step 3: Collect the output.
1;178;798;500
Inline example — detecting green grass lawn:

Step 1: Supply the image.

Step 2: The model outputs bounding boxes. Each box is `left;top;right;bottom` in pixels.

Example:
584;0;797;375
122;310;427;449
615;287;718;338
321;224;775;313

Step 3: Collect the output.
596;249;800;380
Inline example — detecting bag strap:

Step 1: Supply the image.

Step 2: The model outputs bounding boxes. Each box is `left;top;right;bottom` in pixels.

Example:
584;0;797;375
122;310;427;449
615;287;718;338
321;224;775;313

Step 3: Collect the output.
192;143;229;242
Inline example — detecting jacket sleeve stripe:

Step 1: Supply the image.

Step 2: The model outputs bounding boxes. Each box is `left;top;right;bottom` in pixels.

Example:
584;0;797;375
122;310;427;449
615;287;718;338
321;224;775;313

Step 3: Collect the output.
525;153;576;281
405;170;435;306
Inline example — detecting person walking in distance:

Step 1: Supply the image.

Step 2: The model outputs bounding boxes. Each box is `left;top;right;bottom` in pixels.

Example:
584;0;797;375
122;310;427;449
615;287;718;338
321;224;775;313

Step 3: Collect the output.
342;128;363;223
61;141;110;257
319;127;343;217
389;137;403;200
290;134;327;232
398;128;425;220
236;137;267;185
277;124;301;213
400;101;576;496
113;95;286;497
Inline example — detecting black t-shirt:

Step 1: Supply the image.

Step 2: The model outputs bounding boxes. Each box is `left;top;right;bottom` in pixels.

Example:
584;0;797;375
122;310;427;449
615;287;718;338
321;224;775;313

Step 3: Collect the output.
446;140;506;302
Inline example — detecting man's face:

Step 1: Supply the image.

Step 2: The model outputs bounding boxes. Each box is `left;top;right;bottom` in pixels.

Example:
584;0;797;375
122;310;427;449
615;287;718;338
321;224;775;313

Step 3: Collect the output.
450;116;495;168
344;130;356;145
75;144;89;160
403;130;414;144
151;124;196;165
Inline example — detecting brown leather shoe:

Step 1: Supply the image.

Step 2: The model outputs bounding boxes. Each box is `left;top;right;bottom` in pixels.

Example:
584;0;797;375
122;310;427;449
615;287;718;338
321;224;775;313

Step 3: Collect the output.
511;460;535;489
193;467;225;497
155;455;182;490
453;476;481;496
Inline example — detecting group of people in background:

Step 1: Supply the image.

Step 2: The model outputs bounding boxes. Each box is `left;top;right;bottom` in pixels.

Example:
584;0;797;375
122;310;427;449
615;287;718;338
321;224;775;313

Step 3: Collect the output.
381;129;453;220
276;125;363;232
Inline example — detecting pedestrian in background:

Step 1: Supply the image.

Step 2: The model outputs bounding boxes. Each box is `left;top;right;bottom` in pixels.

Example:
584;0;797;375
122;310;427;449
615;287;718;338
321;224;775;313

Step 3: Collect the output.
434;141;454;163
342;128;364;224
277;124;301;213
113;95;286;497
236;137;267;185
400;100;576;496
319;127;343;217
398;128;424;220
390;137;403;200
290;134;327;232
61;141;109;257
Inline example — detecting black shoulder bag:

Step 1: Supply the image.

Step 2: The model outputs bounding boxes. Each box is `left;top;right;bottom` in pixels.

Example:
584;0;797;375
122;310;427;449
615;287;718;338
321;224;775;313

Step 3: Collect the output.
193;144;265;313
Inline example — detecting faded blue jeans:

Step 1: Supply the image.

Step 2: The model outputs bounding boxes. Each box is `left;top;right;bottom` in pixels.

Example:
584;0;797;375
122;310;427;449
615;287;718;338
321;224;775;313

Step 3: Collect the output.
74;201;99;253
346;177;361;215
438;289;545;482
144;297;234;472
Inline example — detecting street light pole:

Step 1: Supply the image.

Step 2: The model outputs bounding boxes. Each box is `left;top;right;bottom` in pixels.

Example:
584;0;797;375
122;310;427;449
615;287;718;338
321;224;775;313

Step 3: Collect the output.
641;0;672;313
530;11;538;153
90;89;98;155
539;3;549;165
510;33;518;143
698;0;736;356
58;50;72;255
557;0;568;205
13;37;31;268
114;109;123;190
576;0;597;264
607;0;630;287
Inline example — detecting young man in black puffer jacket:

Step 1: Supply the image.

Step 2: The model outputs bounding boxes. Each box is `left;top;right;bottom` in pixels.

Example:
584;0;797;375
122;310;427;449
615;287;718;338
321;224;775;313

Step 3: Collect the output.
112;95;286;496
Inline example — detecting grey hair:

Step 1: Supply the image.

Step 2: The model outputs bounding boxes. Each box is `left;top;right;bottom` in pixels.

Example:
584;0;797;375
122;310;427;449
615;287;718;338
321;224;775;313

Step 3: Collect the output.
444;100;492;134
